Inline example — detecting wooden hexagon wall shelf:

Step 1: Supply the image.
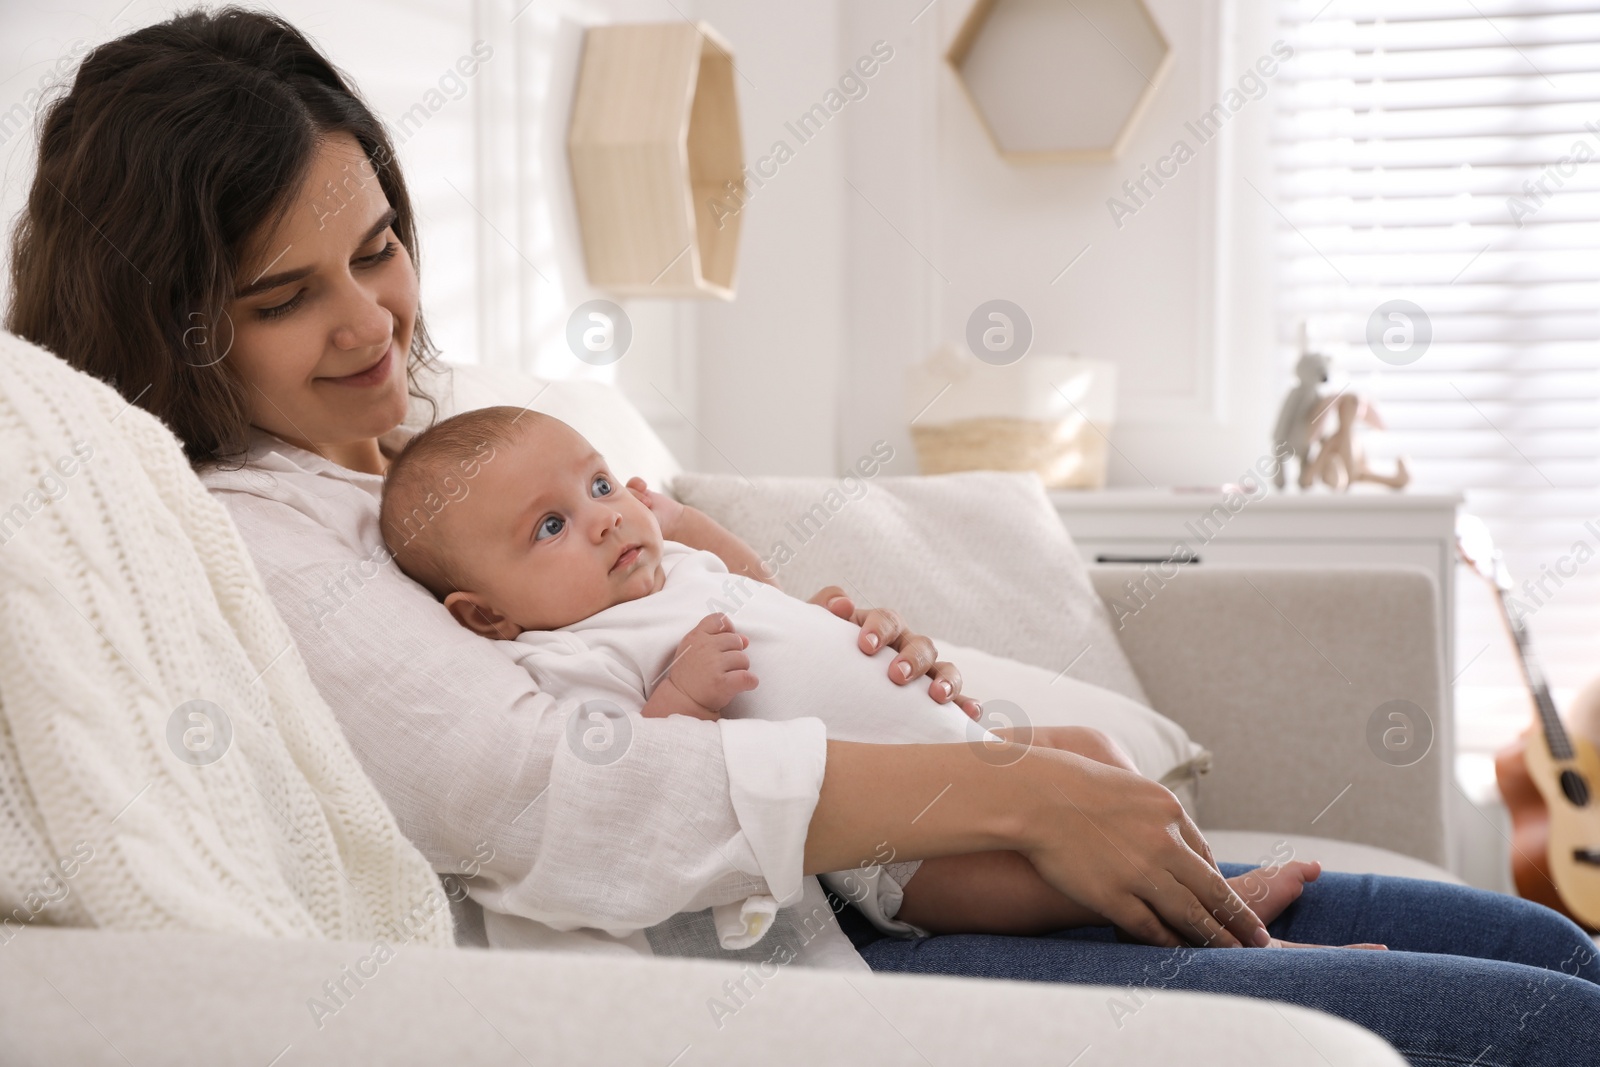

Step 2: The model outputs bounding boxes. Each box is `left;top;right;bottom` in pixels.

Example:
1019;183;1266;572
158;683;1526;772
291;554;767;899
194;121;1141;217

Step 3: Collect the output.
568;22;744;299
947;0;1171;164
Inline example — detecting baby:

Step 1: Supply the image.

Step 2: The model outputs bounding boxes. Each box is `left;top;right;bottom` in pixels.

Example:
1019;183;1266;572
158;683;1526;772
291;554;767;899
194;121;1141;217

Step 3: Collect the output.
380;406;1315;946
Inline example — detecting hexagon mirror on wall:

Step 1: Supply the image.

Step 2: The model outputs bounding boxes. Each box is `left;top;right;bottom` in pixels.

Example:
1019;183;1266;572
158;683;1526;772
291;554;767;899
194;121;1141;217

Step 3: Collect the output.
947;0;1171;164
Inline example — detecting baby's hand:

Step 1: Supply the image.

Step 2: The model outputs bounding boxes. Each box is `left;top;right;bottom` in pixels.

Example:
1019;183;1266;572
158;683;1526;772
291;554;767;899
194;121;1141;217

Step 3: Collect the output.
626;477;686;540
641;613;758;720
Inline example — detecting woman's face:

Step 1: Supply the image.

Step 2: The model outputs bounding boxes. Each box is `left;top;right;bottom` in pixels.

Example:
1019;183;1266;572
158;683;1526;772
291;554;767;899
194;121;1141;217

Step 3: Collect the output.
224;133;417;457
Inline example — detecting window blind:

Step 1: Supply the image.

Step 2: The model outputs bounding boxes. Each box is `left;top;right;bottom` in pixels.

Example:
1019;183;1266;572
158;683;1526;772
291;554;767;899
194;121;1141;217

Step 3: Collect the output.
1273;0;1600;743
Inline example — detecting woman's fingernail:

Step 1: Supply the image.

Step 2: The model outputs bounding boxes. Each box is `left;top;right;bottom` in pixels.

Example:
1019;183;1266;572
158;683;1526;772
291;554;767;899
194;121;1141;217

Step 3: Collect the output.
934;681;951;699
896;662;912;681
864;633;879;650
1252;929;1273;948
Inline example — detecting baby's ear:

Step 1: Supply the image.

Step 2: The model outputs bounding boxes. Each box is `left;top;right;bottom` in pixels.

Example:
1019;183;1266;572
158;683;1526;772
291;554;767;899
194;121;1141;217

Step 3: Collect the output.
444;591;521;640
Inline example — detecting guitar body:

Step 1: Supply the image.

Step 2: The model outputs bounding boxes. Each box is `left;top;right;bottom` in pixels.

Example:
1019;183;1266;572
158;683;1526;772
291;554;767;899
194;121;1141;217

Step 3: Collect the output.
1496;736;1566;917
1457;519;1600;929
1498;725;1600;931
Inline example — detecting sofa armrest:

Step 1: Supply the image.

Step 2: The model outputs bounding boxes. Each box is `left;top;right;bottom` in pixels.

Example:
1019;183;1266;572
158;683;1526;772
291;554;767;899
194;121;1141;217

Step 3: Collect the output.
2;927;1405;1065
1091;566;1450;868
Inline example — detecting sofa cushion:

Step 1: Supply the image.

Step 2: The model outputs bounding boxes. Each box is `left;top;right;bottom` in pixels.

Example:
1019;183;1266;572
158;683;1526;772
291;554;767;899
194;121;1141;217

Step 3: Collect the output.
670;471;1215;803
1205;830;1465;885
672;470;1151;705
937;639;1210;808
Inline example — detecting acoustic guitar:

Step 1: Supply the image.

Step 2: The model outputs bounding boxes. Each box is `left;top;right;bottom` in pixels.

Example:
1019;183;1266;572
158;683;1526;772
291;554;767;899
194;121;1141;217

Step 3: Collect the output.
1457;516;1600;931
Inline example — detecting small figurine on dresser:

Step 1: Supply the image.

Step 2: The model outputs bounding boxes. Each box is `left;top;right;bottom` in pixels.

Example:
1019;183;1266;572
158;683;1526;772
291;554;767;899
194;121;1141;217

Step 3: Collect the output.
1272;327;1410;492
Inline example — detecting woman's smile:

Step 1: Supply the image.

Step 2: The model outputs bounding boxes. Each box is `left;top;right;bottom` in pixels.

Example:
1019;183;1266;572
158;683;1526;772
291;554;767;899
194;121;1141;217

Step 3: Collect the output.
320;342;395;388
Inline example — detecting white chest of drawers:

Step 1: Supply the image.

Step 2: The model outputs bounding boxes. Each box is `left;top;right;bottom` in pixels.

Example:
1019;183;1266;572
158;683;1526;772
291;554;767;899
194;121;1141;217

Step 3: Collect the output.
1050;488;1464;688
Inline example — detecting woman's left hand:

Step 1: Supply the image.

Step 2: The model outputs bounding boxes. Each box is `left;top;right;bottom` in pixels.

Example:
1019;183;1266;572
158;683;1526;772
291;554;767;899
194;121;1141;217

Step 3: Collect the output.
807;586;981;720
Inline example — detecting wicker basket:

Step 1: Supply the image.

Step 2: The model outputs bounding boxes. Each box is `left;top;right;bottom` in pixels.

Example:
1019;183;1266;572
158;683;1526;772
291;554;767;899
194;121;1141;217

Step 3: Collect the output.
911;414;1110;489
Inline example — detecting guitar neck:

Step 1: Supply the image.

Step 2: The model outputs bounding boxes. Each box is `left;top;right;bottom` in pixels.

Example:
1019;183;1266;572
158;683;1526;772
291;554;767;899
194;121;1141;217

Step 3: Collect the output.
1508;611;1576;761
1457;525;1579;763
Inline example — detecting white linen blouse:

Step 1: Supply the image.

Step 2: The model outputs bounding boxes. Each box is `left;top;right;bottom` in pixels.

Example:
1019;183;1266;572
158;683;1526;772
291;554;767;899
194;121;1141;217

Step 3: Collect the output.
201;429;867;969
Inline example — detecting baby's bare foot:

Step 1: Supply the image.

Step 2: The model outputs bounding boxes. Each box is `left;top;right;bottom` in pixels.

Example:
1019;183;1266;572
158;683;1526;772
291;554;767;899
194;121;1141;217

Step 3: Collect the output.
1226;860;1321;926
1268;938;1388;950
1213;862;1388;949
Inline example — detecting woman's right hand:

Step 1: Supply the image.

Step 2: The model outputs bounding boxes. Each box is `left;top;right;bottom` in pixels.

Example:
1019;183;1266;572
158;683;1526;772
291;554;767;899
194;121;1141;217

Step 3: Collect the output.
1017;750;1269;949
806;740;1272;952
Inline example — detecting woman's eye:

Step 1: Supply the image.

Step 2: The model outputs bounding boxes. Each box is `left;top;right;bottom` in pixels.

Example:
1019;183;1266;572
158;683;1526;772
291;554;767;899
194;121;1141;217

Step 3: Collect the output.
358;240;399;267
534;515;565;542
591;474;613;498
257;291;305;320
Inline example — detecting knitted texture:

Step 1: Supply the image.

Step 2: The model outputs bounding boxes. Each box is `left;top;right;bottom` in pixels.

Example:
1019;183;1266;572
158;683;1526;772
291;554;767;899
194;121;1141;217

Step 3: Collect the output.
0;333;452;946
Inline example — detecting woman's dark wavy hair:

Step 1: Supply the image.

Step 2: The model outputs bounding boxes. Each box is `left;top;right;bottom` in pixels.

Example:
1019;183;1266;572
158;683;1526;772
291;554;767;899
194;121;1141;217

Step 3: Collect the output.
5;6;437;463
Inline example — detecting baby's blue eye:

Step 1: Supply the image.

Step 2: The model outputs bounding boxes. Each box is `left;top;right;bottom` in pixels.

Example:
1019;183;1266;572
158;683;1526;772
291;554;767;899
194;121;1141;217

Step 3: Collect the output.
534;515;565;541
592;474;613;497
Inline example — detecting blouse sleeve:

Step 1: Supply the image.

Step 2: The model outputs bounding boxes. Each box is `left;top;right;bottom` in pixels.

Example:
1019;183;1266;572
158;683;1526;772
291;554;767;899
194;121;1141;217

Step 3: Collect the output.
210;486;828;935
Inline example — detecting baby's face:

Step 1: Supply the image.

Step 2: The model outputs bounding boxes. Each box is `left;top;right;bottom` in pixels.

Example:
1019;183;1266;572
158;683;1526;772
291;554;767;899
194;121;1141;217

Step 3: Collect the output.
443;419;665;634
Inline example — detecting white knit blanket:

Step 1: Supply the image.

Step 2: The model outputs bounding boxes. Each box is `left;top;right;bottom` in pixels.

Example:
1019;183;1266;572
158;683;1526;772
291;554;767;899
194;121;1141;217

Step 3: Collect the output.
0;333;451;946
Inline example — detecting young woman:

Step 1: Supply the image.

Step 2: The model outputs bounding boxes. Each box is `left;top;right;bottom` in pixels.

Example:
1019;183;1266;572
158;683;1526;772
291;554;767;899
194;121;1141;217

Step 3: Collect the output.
8;9;1596;1062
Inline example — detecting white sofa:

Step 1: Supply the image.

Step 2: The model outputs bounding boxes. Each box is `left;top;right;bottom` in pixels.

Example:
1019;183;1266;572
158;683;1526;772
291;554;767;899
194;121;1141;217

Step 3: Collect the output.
3;562;1439;1065
6;925;1405;1065
2;359;1448;1064
1101;563;1454;879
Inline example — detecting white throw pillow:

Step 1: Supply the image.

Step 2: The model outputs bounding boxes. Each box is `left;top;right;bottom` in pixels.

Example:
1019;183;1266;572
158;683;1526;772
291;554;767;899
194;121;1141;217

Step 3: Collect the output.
671;470;1150;705
935;640;1211;808
409;361;684;492
672;471;1210;804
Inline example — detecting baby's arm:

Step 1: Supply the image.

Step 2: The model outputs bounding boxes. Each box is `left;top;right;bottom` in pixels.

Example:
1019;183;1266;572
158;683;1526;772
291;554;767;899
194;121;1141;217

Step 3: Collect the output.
895;848;1325;941
999;724;1140;770
640;613;758;721
626;478;776;587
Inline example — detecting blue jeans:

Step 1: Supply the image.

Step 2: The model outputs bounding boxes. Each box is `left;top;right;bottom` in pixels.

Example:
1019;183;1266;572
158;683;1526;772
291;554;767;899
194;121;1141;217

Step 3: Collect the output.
855;864;1600;1067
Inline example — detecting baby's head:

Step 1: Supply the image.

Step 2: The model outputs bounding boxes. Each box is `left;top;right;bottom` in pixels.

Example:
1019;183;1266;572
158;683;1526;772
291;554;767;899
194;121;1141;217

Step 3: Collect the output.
381;406;665;638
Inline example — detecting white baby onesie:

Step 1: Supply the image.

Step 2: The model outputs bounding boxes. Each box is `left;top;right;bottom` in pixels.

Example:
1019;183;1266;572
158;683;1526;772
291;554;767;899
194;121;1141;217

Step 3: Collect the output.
503;541;984;943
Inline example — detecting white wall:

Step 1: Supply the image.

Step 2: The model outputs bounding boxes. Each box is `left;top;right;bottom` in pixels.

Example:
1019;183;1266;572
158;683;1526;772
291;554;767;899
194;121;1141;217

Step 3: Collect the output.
685;0;845;477
833;0;1287;487
2;0;1279;488
627;0;1288;485
484;0;853;478
467;0;702;466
